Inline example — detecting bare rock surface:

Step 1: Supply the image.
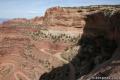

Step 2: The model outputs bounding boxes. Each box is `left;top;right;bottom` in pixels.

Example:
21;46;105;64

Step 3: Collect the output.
0;5;120;80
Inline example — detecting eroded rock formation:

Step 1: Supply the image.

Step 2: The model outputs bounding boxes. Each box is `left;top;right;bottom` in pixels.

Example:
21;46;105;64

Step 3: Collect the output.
40;5;120;80
0;5;120;80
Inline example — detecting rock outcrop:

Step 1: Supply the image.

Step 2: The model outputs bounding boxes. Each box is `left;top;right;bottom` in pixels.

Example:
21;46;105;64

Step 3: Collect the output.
0;5;120;80
40;5;120;80
30;16;44;25
43;6;86;28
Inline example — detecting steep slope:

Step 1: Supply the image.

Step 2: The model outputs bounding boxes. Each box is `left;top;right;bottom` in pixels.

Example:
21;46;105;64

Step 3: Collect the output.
0;5;120;80
0;26;67;80
40;5;120;80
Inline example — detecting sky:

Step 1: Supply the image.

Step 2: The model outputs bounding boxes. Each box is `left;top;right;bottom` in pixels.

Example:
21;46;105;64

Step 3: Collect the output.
0;0;120;19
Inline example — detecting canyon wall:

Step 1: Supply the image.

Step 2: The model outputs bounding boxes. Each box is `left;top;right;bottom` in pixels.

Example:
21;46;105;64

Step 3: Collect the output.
43;7;86;28
1;5;120;80
41;6;120;41
40;6;120;80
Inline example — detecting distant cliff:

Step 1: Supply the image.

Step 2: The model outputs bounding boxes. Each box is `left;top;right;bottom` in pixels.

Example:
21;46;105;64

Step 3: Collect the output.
0;18;8;23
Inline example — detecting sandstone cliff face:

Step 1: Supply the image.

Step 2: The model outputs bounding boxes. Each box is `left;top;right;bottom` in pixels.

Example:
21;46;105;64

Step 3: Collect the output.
43;7;86;28
37;6;120;39
3;18;28;25
84;9;120;41
30;16;44;25
0;5;120;80
79;9;120;80
40;6;120;80
43;6;119;32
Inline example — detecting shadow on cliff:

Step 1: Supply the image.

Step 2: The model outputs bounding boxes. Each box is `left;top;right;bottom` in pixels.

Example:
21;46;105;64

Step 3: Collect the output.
39;11;120;80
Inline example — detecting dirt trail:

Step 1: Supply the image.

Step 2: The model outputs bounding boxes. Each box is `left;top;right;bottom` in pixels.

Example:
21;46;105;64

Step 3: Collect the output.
40;49;51;56
54;52;69;63
40;49;76;80
54;52;76;80
14;71;31;80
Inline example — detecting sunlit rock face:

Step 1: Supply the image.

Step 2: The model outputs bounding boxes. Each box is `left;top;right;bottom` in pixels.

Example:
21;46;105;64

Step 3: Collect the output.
43;7;86;28
39;6;120;80
0;5;120;80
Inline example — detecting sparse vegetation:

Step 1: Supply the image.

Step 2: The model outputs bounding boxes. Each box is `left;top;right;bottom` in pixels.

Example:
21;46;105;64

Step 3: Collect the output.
27;29;81;43
0;5;120;80
87;8;96;12
77;10;83;13
102;9;115;17
8;22;45;30
61;46;80;61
